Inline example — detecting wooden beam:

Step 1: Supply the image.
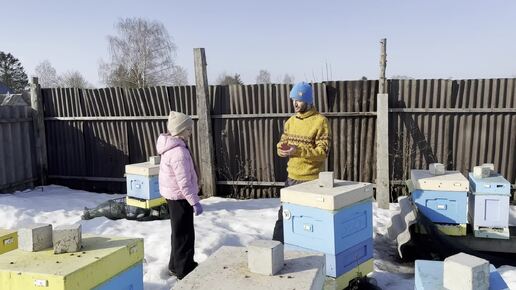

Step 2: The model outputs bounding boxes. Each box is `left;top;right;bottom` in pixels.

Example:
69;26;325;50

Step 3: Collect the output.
0;118;32;123
48;175;125;182
30;77;48;186
217;181;286;187
44;116;199;121
194;48;217;197
389;108;516;113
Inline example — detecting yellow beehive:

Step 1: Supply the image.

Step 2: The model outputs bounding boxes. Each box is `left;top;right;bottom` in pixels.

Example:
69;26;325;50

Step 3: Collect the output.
324;259;374;290
0;235;143;290
0;229;18;255
126;196;166;209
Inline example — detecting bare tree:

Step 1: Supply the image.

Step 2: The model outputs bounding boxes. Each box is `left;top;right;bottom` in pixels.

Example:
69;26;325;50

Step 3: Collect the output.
61;71;91;88
170;65;188;85
256;69;271;84
282;74;295;84
34;60;61;88
216;72;243;85
99;18;180;88
391;75;414;80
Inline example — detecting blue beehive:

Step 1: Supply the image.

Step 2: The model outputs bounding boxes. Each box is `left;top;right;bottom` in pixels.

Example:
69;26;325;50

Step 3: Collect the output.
125;159;161;200
94;263;143;290
126;174;161;200
415;260;509;290
468;172;511;229
286;238;373;278
282;199;372;255
412;190;468;224
469;173;511;195
468;193;510;229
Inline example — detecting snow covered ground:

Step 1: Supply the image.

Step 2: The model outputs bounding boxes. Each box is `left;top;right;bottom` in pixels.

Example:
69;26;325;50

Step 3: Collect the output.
0;185;514;289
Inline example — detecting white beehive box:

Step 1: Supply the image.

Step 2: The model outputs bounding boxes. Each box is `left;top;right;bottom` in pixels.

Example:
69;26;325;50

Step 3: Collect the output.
280;179;372;211
411;170;469;192
125;161;160;176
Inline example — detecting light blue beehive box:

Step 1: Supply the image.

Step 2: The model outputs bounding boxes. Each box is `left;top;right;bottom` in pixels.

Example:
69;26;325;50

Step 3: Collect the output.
412;190;468;224
94;263;143;290
415;260;509;290
469;172;511;195
468;172;511;228
286;237;373;278
282;199;373;255
125;160;161;200
126;174;161;200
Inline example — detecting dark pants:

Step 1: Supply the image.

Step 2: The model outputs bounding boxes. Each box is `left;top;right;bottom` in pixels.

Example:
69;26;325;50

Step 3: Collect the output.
167;199;196;279
272;178;308;243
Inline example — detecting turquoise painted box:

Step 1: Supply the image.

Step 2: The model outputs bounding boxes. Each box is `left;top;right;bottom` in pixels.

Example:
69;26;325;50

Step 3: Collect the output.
126;174;161;200
412;190;468;224
282;199;372;255
469;172;511;195
286;238;373;278
94;262;143;290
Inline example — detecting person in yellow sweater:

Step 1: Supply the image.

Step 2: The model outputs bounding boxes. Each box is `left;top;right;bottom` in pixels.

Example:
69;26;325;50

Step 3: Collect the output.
272;81;330;243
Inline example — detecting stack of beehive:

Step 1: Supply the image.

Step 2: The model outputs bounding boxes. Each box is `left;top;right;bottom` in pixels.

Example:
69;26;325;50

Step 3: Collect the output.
125;156;166;210
281;172;374;290
0;223;144;289
468;164;511;239
411;163;470;236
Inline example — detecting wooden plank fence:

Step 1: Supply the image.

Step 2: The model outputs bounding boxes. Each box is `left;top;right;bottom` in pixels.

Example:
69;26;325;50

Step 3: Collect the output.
0;106;37;193
36;78;516;201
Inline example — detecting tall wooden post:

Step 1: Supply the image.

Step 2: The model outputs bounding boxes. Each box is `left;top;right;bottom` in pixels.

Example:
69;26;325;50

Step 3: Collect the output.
30;77;48;186
376;39;390;209
193;48;217;197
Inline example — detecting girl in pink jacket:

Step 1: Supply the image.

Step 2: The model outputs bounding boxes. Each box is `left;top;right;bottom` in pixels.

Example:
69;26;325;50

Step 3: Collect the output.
156;111;203;280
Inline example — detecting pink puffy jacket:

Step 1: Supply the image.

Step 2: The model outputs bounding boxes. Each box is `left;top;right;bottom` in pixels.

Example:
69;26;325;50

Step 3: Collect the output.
156;134;200;205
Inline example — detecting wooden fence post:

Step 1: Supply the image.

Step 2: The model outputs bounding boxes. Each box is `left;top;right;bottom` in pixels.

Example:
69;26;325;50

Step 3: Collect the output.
376;39;390;209
30;77;48;186
193;48;217;197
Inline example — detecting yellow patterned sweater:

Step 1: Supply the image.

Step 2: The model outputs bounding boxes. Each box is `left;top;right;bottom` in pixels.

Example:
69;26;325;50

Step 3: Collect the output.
277;107;330;181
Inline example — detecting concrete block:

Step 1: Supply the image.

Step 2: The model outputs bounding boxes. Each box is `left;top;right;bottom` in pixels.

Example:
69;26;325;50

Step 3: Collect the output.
248;240;284;275
318;171;334;188
18;224;52;252
443;252;489;290
53;224;82;254
415;260;509;290
482;163;495;172
175;246;325;290
429;163;445;175
149;155;160;165
473;166;491;179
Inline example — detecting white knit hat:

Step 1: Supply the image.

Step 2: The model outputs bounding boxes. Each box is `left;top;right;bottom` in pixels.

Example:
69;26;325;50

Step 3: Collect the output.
167;111;193;136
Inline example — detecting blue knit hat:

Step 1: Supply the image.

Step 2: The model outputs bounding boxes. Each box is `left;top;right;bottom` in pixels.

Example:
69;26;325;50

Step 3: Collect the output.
289;82;313;105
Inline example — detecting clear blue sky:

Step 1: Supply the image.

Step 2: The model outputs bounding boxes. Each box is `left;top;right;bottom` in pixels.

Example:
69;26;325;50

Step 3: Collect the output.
2;0;515;87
